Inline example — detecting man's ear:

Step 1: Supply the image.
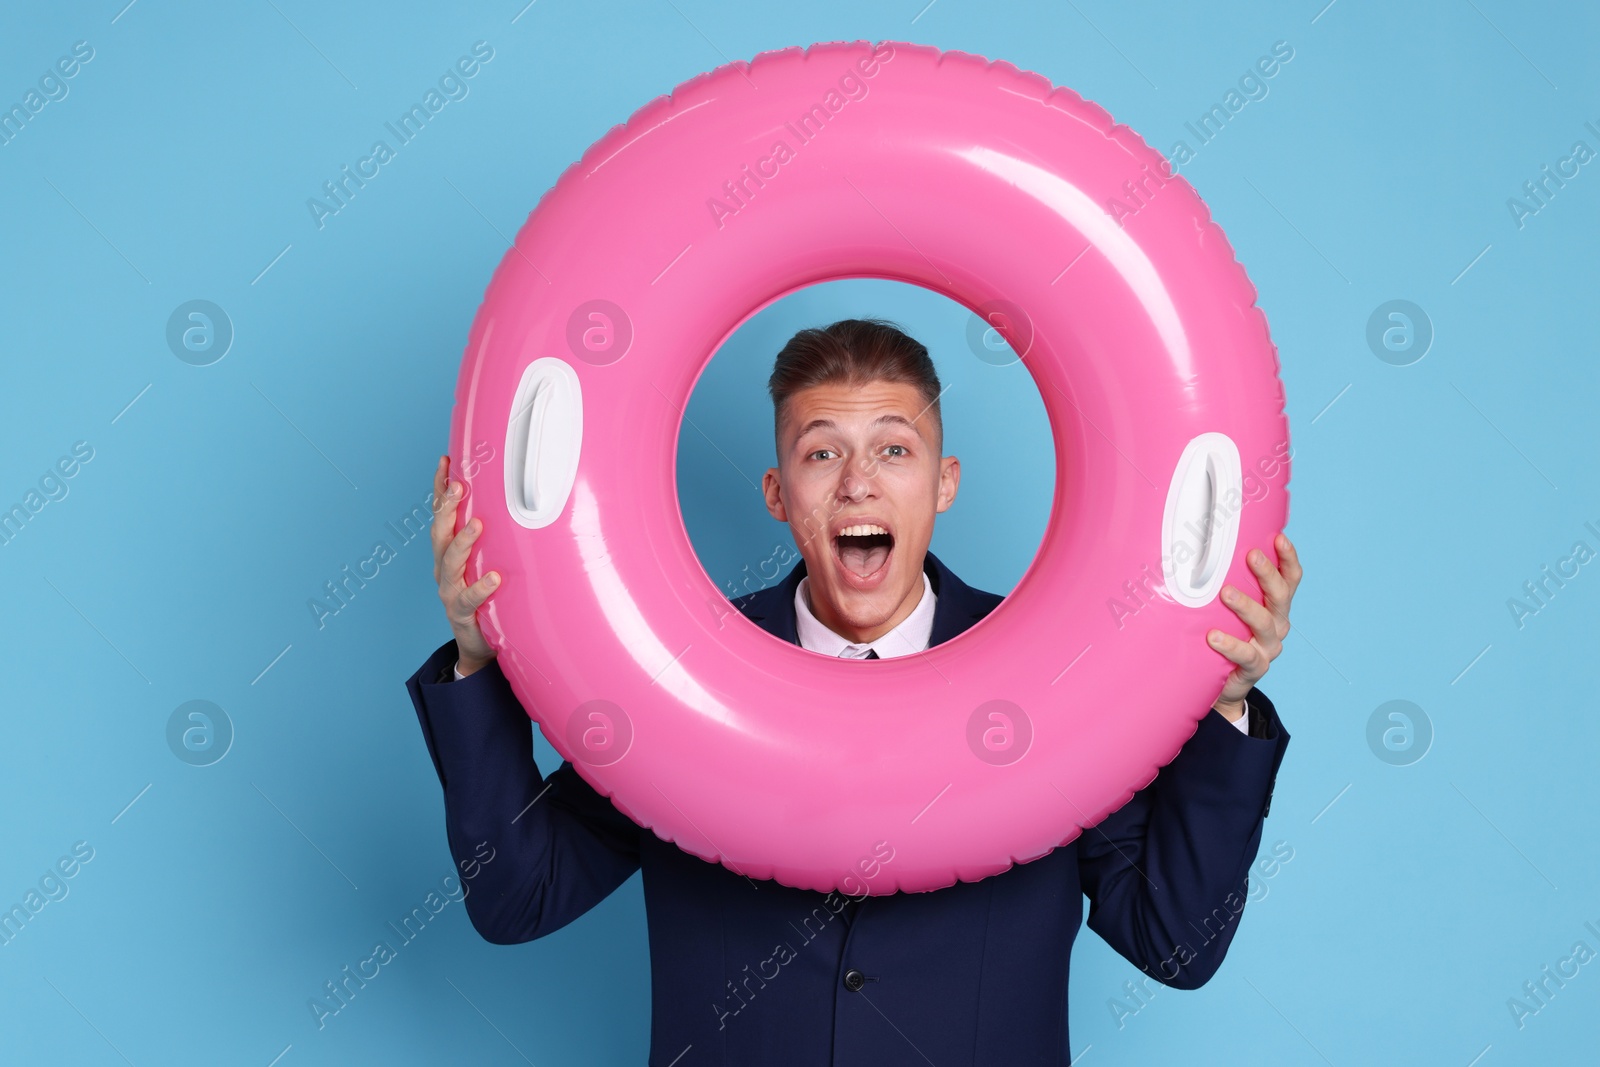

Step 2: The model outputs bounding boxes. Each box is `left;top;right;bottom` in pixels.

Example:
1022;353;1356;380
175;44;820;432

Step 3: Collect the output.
763;466;789;522
935;454;960;514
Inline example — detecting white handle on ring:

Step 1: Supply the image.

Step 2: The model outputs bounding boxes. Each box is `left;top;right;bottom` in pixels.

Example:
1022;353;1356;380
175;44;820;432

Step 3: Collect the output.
505;356;583;529
1160;432;1243;607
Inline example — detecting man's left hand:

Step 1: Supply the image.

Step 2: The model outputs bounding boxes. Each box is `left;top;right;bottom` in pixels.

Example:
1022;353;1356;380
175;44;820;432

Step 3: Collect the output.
1209;532;1302;723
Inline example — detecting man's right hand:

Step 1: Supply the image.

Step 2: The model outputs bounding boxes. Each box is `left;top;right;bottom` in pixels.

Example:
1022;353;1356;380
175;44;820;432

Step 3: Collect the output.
431;454;500;677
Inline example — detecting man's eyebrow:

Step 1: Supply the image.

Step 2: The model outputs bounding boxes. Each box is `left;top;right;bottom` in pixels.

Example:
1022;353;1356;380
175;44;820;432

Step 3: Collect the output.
794;414;924;440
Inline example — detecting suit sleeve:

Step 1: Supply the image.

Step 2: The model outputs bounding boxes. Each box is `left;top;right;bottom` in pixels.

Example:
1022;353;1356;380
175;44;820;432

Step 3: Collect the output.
404;638;642;945
1079;686;1290;989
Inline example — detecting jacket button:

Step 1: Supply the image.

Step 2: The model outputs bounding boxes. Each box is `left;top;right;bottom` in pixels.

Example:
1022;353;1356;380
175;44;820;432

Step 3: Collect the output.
842;968;866;992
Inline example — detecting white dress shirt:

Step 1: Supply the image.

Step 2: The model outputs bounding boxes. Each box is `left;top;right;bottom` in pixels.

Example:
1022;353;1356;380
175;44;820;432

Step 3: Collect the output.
794;570;938;660
453;567;1252;733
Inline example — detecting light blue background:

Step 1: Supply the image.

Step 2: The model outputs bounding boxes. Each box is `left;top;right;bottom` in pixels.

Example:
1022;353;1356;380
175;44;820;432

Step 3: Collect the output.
2;1;1596;1064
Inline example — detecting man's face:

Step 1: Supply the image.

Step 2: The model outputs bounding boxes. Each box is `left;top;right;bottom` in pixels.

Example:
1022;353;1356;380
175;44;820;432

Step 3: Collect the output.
762;378;960;645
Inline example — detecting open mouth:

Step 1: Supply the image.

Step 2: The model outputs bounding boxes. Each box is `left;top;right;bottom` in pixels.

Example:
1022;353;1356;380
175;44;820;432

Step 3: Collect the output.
832;523;894;587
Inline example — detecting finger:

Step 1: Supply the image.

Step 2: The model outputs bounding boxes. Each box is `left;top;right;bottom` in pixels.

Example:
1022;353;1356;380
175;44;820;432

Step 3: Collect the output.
1246;548;1294;633
439;514;483;595
447;568;502;622
1207;626;1266;678
431;456;450;544
1274;532;1303;594
1221;584;1283;655
431;467;462;579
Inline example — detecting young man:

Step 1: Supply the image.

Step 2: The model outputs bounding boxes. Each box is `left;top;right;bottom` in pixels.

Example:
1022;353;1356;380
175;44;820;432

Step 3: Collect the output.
407;318;1300;1065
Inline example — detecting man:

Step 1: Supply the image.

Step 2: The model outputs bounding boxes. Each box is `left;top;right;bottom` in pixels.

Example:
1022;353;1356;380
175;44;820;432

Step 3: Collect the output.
406;318;1299;1065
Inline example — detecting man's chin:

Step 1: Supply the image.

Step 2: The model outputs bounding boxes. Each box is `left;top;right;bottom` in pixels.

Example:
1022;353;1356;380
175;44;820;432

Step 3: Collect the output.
813;569;918;634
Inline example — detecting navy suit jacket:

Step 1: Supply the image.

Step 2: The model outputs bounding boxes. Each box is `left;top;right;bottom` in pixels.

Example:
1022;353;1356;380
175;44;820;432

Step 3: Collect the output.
406;549;1291;1065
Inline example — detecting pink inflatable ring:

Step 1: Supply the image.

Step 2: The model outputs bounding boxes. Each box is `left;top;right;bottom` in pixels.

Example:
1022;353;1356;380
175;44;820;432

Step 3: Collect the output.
448;39;1290;894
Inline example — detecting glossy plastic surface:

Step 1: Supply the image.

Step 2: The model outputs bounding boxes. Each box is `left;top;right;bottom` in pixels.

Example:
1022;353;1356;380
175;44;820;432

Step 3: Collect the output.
448;39;1291;894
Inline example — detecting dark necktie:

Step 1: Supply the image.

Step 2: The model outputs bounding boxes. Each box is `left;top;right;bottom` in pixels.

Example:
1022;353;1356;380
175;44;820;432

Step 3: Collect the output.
863;649;879;659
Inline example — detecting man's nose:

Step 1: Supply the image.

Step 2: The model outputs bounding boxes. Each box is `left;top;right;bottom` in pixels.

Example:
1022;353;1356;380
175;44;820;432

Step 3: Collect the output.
837;455;876;499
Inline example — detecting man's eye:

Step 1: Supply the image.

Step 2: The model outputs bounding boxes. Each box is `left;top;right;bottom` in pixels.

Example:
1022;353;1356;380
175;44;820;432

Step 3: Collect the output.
883;445;907;457
810;449;836;461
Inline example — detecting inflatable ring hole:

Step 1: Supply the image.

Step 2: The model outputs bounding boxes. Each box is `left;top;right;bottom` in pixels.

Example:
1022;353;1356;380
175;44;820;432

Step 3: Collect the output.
676;277;1054;629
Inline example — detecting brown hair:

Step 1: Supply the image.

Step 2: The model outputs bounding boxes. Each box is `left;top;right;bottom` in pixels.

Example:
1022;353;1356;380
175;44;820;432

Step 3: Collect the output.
768;318;943;453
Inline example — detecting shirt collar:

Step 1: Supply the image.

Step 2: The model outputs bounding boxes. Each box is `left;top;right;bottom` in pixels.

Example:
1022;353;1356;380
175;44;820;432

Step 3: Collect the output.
794;569;936;658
